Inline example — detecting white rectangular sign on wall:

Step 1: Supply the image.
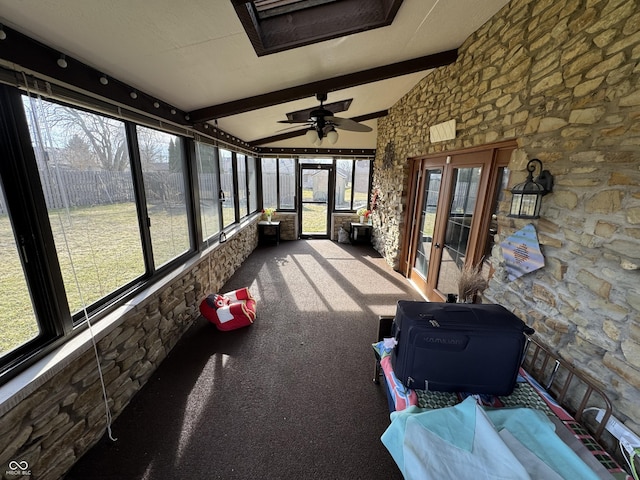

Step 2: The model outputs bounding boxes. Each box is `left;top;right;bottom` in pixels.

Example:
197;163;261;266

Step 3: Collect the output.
430;119;456;142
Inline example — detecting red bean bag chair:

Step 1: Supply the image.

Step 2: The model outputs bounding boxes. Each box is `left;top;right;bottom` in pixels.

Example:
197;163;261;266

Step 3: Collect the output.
199;287;256;331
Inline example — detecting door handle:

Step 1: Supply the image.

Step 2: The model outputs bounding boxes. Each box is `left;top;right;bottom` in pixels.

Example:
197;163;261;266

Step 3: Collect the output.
434;243;441;249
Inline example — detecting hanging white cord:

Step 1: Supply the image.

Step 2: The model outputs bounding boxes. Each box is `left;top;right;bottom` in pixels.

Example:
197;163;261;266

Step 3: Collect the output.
22;73;117;442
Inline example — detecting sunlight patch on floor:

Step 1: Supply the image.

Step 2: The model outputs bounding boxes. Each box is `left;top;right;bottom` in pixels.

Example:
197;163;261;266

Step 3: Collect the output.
366;304;402;318
253;261;282;302
279;255;325;312
331;259;405;295
307;241;356;259
292;254;361;312
175;353;230;463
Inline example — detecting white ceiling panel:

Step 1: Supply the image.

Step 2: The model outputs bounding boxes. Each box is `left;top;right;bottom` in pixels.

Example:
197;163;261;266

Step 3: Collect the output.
0;0;511;149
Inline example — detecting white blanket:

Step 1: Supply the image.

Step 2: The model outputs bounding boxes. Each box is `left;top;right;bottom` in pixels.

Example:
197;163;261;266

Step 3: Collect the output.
382;397;601;480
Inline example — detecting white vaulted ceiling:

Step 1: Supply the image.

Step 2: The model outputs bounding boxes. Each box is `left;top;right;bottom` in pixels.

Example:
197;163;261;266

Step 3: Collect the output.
0;0;510;149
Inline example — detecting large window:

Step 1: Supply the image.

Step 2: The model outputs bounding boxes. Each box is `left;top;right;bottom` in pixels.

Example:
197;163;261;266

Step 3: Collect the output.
23;96;146;315
261;158;277;209
2;81;375;381
137;126;191;268
263;156;372;213
278;158;296;209
1;84;270;382
196;141;221;242
335;158;371;211
248;156;258;214
261;157;296;210
237;153;248;218
219;149;236;227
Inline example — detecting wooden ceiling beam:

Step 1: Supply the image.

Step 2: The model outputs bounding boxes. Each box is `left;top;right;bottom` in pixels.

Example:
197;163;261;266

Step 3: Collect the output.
188;50;457;123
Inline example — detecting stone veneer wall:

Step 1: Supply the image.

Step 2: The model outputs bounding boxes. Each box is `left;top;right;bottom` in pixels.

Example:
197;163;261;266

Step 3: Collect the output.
265;212;297;240
331;213;362;241
0;220;258;479
374;0;640;444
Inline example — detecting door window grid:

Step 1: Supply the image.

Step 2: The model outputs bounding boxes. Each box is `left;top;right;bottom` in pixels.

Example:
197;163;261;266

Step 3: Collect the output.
436;167;482;294
413;169;442;280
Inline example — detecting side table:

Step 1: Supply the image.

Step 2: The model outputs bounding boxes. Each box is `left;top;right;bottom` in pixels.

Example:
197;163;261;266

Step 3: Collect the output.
349;222;372;244
258;221;281;246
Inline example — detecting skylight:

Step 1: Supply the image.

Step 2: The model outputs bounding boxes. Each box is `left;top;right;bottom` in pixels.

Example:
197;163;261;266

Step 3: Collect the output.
233;0;404;56
253;0;339;19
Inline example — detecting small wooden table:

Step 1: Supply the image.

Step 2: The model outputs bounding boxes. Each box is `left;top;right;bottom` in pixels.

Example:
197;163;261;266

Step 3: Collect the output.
349;222;372;244
258;221;281;246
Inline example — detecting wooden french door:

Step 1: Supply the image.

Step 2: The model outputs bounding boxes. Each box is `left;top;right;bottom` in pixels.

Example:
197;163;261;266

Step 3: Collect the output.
402;142;515;301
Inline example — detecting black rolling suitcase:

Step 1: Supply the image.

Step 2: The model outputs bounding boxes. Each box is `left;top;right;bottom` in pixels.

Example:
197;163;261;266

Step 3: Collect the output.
390;301;534;395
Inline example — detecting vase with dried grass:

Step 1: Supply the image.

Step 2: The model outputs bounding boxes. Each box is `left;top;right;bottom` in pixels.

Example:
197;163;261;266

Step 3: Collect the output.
457;263;489;303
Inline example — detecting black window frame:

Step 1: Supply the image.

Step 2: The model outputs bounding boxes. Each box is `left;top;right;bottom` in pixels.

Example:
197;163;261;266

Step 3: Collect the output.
0;84;203;383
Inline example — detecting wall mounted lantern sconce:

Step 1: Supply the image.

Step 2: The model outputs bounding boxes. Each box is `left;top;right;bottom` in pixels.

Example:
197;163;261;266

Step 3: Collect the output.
509;158;554;219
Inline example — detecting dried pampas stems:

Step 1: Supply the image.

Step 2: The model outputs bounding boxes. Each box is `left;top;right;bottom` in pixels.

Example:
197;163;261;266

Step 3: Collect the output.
457;264;488;303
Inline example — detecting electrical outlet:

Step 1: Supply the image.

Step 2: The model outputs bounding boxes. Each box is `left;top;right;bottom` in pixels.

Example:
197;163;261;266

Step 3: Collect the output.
595;410;640;448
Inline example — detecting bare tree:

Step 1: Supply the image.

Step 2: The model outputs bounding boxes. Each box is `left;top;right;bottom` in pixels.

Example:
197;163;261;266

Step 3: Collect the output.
64;134;97;170
26;98;130;172
56;106;129;171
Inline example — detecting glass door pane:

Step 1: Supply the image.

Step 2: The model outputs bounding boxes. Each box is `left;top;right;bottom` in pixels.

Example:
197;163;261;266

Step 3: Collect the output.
413;168;442;280
436;167;482;295
300;166;330;237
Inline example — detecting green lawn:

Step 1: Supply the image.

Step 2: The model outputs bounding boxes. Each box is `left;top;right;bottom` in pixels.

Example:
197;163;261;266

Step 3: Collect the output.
0;201;191;356
301;203;327;234
1;192;365;355
301;188;328;234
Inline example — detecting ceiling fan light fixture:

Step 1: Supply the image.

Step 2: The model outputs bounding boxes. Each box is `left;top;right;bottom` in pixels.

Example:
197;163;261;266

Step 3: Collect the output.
306;129;318;143
327;129;338;144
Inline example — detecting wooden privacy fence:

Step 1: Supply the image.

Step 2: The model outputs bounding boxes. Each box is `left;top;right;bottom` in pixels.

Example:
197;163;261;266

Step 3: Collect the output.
39;169;138;209
0;169;191;215
262;172;295;208
0;170;243;216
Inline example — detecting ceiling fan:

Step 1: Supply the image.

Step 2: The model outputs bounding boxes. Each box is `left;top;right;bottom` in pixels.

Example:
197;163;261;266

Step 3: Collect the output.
277;93;372;145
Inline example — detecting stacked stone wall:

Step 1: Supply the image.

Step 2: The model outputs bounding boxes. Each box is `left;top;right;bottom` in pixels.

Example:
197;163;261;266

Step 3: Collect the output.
331;213;362;241
0;220;258;479
264;212;297;240
374;0;640;447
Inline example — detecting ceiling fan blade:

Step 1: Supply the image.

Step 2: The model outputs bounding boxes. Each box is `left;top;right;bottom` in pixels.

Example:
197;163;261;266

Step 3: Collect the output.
326;116;373;132
277;119;310;124
275;123;310;133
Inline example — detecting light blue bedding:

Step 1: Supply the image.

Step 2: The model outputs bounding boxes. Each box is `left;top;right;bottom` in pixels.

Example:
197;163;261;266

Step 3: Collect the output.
381;397;601;479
